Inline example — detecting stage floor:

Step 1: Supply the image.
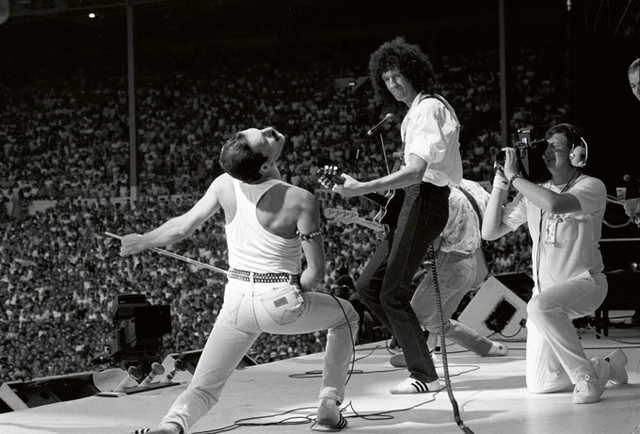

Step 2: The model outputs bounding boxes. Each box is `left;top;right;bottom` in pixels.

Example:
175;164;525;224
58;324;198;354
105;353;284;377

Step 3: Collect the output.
1;324;639;434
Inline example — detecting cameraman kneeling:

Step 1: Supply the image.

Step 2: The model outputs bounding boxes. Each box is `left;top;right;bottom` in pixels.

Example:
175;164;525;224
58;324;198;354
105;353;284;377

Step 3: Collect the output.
482;123;628;404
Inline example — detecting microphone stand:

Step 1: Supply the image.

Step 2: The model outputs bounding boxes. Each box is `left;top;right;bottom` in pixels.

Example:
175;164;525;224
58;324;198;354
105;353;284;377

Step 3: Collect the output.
380;133;392;176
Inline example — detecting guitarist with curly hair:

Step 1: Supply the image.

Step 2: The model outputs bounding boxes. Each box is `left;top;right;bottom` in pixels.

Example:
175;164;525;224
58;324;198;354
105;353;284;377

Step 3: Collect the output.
333;37;463;394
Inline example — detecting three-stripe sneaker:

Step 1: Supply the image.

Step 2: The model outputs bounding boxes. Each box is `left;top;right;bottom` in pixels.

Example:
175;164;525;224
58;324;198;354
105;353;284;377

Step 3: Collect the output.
313;397;348;431
390;377;442;394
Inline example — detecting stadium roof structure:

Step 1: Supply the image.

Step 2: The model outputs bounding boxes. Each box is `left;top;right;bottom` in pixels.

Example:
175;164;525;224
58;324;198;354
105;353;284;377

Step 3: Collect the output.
4;0;639;41
8;0;163;17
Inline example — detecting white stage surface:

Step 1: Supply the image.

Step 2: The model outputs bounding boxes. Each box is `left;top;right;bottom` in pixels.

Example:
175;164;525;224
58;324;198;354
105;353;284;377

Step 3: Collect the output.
1;328;639;434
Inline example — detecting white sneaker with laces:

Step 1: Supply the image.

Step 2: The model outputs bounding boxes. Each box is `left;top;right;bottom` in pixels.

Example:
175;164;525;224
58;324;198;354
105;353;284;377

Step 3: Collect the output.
390;377;442;394
572;374;603;404
605;349;628;385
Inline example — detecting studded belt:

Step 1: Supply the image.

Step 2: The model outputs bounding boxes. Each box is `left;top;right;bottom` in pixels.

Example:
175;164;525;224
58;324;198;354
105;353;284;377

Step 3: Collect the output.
228;268;300;284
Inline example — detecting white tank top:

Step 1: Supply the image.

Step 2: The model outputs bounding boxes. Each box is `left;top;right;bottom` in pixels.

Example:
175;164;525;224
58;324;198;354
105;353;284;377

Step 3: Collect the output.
225;178;302;274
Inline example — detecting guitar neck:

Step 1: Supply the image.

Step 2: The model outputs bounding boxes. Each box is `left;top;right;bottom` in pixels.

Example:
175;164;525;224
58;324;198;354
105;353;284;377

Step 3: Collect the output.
316;166;402;230
349;217;386;233
324;207;387;233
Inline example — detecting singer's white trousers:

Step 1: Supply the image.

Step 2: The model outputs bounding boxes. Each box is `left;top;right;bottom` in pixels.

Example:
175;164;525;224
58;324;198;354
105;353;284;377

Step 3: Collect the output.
525;271;612;393
161;278;358;433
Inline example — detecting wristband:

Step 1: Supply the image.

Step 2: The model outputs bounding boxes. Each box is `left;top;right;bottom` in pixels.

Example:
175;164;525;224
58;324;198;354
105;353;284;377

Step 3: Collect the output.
492;175;509;191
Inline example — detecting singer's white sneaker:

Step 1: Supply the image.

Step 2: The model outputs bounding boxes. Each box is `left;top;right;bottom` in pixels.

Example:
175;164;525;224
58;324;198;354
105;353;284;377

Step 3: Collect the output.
313;397;348;432
125;429;151;434
390;377;442;394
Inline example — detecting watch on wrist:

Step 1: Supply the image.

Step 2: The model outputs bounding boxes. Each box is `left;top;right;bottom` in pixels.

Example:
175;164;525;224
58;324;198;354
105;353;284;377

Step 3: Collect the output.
509;172;524;185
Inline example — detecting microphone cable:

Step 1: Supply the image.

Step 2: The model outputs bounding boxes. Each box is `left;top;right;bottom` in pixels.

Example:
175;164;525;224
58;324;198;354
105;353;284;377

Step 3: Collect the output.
328;292;358;386
428;243;475;434
281;291;359;386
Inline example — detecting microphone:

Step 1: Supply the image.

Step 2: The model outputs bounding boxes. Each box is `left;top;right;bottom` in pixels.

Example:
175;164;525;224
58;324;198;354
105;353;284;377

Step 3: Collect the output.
366;113;394;136
623;174;638;183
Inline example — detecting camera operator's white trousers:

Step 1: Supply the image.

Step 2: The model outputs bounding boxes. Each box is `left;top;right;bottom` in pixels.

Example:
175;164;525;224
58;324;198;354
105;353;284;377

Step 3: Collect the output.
161;279;358;433
525;271;613;393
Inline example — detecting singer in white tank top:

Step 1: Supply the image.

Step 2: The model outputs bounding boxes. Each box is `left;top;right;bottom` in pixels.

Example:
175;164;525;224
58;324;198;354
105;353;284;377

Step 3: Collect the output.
117;127;358;433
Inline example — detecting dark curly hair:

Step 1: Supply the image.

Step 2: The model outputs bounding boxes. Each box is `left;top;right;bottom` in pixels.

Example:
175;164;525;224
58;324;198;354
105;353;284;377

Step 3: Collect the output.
368;37;438;106
219;133;268;183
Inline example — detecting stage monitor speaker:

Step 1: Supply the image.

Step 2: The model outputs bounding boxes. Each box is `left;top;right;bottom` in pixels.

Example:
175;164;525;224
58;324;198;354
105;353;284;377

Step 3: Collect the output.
0;373;100;413
493;272;534;302
168;349;257;375
457;274;533;341
0;393;12;413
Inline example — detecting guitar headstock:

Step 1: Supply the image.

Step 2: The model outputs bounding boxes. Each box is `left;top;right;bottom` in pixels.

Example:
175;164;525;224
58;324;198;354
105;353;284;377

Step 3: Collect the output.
316;165;344;189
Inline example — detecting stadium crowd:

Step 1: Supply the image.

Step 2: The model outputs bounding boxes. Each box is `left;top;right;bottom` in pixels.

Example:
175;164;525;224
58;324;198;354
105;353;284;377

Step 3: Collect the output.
0;42;569;383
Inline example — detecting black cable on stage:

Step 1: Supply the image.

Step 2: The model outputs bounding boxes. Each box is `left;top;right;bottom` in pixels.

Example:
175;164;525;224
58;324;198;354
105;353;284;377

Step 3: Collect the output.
193;255;484;434
288;293;361;381
486;326;526;340
189;342;482;433
428;243;475;434
582;325;640;347
192;405;317;434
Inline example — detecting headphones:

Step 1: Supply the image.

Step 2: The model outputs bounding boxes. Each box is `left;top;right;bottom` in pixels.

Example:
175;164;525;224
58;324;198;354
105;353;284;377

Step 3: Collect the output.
559;123;589;168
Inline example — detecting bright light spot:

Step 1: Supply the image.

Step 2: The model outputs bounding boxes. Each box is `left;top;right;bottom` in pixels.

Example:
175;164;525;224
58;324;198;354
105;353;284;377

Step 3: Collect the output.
88;13;96;19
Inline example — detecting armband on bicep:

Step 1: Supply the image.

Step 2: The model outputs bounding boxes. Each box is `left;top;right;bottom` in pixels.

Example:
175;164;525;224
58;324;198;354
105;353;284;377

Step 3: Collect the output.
298;228;323;241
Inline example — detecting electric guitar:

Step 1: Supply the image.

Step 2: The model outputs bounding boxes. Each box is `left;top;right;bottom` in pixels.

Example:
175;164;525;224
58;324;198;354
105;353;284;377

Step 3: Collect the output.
316;165;404;230
323;207;388;234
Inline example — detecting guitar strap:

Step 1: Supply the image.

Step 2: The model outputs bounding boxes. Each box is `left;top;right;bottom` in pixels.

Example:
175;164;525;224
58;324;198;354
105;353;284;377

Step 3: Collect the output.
401;93;459;166
456;185;483;227
419;93;460;124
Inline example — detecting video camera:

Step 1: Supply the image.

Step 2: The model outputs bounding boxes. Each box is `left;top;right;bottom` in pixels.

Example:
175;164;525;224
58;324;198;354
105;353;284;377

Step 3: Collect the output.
495;126;551;183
